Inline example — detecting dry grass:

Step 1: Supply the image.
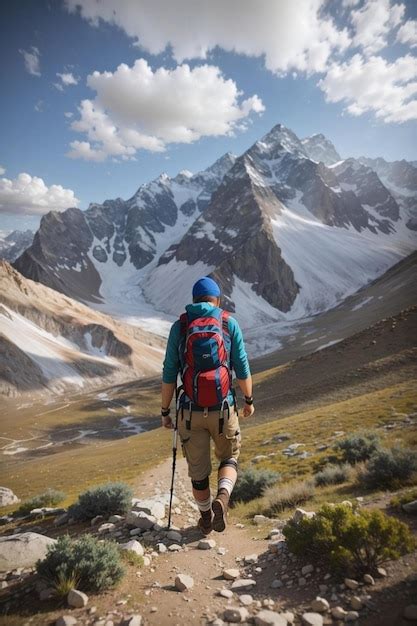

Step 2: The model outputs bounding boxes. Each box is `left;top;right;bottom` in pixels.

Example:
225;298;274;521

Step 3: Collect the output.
262;480;315;515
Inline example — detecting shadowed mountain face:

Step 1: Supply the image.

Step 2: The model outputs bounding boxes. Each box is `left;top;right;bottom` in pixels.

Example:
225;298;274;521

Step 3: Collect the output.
12;123;417;326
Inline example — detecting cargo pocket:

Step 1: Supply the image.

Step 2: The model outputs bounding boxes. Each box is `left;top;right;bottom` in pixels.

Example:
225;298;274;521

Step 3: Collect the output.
224;410;241;459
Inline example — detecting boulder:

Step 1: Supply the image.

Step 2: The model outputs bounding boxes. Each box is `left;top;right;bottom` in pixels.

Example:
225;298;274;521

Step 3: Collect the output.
0;487;19;507
223;607;249;623
131;498;166;520
119;540;144;557
231;578;257;590
68;589;88;608
293;509;315;523
311;597;329;612
302;613;323;626
56;617;77;626
402;500;417;514
175;574;194;591
0;532;56;570
254;610;288;625
223;568;240;580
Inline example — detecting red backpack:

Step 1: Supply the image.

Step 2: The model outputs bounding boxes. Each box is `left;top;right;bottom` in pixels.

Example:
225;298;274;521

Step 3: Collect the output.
179;307;232;407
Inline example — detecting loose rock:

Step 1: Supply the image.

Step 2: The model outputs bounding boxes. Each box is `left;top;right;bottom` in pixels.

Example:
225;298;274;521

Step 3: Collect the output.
254;610;288;625
0;487;19;507
350;596;363;610
231;578;257;590
198;539;216;550
239;594;253;606
67;589;88;608
56;617;77;626
302;613;323;626
331;607;347;619
219;588;233;599
119;540;144;557
175;574;194;591
363;574;375;585
223;568;240;580
311;597;329;613
344;578;359;590
223;607;249;623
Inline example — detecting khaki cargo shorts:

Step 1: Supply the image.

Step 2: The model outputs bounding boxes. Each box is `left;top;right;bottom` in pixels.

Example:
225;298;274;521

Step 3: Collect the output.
178;404;241;481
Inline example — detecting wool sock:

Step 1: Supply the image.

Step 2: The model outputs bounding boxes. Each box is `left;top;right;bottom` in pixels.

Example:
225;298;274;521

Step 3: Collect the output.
194;494;212;513
217;475;236;497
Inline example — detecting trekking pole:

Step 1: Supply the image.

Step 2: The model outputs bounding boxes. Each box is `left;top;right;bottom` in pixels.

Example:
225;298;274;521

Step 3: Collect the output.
167;386;181;529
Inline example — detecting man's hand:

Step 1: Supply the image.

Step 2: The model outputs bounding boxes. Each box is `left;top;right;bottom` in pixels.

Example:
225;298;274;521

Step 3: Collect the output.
161;414;174;429
243;403;255;418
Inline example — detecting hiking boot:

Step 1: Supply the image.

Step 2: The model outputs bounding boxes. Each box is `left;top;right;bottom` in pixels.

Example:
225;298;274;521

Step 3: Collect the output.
197;510;213;535
212;489;229;532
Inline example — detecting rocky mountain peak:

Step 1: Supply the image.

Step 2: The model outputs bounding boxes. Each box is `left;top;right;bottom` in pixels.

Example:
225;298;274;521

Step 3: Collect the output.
301;133;341;166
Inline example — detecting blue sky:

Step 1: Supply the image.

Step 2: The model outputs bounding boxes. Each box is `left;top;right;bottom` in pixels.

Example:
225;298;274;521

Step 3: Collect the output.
1;0;417;232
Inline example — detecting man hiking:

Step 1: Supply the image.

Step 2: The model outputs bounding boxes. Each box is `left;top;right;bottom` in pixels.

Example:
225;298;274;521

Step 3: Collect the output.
161;276;254;535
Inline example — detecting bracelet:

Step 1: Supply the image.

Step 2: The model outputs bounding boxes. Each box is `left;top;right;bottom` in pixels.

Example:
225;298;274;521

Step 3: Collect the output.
161;407;171;417
244;396;254;405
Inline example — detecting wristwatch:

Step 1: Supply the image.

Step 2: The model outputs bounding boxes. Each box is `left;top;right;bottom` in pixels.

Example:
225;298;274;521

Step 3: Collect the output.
244;395;254;405
161;407;171;417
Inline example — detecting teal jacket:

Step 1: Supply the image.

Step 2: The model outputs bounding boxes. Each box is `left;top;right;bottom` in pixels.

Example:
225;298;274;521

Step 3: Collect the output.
162;303;251;399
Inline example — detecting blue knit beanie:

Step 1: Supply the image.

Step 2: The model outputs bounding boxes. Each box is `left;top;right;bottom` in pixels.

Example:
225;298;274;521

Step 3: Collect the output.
192;276;221;298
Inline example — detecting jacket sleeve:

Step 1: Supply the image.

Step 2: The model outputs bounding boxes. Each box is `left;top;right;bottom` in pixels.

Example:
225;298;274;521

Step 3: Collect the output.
162;320;181;384
228;316;251;380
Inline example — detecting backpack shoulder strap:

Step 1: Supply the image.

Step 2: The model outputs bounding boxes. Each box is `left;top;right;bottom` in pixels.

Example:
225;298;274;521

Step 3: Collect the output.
221;309;230;336
179;312;188;336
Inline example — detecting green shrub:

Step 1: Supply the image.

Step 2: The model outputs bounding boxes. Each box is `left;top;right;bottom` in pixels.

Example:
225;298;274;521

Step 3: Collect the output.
335;431;381;464
283;503;414;576
314;464;351;487
358;447;417;490
69;482;133;521
262;480;315;515
17;489;66;516
391;488;417;511
231;468;280;505
37;534;124;592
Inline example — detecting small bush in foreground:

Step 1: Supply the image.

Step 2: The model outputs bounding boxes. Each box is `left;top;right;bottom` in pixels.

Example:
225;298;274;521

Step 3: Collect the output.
37;534;124;593
357;447;417;490
17;489;66;516
69;482;133;521
314;464;351;487
283;503;414;576
262;480;314;515
231;468;280;505
335;431;380;464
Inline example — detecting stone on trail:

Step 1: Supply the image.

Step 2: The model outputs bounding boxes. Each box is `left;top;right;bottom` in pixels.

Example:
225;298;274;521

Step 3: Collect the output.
311;597;329;613
350;596;363;610
0;487;19;507
363;574;375;585
345;611;360;622
126;511;155;530
231;578;257;590
219;588;233;599
270;579;283;589
253;515;269;525
166;530;182;542
244;553;258;564
123;616;142;626
301;564;314;575
98;523;115;533
239;594;253;606
156;543;167;553
402;500;417;513
67;589;88;608
254;610;288;626
109;514;124;523
293;509;315;523
223;568;240;580
302;613;323;626
168;543;182;551
331;607;347;619
223;607;249;623
344;577;359;590
175;574;194;591
0;532;56;570
376;567;387;577
119;540;144;557
56;617;77;626
131;498;166;520
198;538;216;550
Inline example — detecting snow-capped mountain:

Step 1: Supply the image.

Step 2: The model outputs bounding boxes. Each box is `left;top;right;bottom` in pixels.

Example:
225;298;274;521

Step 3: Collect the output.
301;133;341;166
13;123;417;341
0;229;33;262
0;261;164;397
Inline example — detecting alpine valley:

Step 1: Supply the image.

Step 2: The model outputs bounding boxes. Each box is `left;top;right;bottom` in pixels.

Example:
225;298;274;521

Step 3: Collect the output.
2;123;417;399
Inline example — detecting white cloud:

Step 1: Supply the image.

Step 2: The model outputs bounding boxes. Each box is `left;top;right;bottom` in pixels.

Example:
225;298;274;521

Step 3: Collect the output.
318;53;417;123
0;173;79;216
57;71;79;86
19;46;41;76
350;0;405;55
397;19;417;48
34;99;44;112
65;0;350;74
0;166;5;175
64;111;74;118
342;0;360;7
68;59;264;161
